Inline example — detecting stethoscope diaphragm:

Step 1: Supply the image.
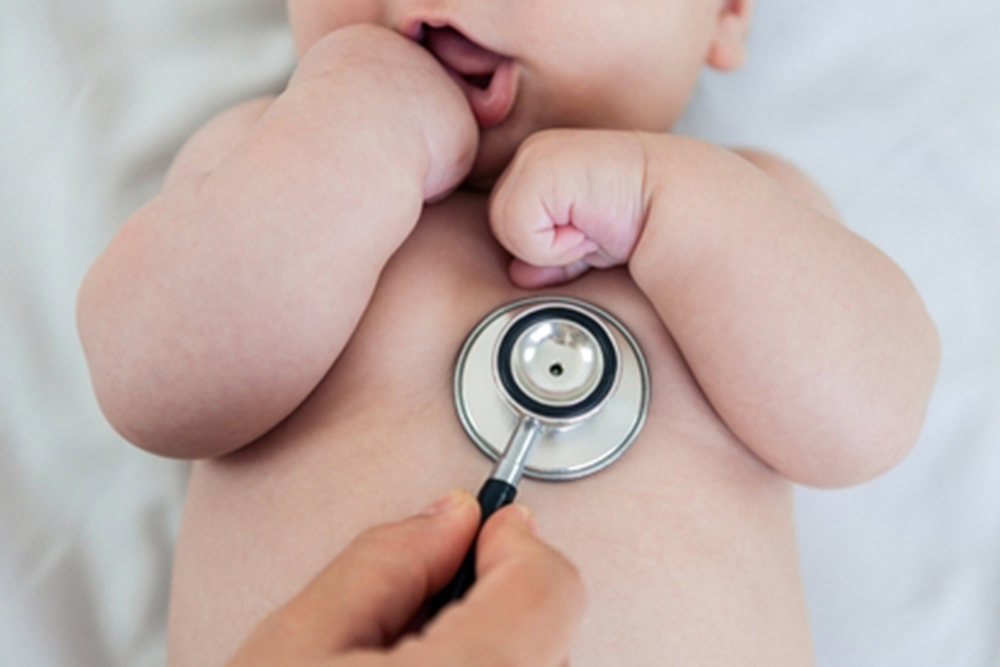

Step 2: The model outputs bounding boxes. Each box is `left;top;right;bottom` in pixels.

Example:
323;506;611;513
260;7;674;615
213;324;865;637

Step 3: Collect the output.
455;296;649;481
496;304;619;421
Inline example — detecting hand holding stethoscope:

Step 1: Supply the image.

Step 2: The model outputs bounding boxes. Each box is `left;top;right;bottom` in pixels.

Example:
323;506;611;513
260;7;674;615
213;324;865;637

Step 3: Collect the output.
431;296;649;611
223;491;586;667
223;296;644;665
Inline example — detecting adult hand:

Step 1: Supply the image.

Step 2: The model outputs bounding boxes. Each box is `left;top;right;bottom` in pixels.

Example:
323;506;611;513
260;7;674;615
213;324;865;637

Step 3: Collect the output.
224;490;587;666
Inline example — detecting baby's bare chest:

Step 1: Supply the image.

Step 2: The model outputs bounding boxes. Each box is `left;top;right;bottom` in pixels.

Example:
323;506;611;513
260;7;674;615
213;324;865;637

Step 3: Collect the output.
172;197;798;667
292;193;737;459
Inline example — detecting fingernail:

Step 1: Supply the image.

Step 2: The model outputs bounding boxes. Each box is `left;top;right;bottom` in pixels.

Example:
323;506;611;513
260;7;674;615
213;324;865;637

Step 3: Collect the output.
420;490;468;516
510;504;539;535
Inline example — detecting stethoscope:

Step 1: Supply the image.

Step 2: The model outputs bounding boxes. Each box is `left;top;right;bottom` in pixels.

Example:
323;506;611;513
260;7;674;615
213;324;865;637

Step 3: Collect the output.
429;295;650;612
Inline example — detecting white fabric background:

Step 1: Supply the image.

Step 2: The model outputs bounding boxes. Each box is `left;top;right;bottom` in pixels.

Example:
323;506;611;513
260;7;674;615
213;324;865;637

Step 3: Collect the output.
1;0;997;665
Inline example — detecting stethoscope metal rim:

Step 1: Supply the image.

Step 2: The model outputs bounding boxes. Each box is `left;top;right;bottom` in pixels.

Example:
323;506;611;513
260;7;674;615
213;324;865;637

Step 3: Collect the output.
454;295;650;481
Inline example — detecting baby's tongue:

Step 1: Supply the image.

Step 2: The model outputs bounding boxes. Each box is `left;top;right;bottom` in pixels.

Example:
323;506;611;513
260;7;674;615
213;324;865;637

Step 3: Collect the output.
423;26;503;78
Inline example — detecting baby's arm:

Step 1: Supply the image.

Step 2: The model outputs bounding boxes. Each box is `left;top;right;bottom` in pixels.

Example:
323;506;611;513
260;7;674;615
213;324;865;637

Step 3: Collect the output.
76;25;477;459
489;130;940;487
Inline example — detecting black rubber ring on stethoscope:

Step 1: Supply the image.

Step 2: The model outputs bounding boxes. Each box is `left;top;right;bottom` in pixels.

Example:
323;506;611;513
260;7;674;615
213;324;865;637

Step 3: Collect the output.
496;306;618;420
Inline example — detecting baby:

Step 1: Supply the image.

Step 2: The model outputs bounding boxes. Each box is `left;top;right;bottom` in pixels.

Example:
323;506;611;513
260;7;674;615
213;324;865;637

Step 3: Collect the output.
76;0;941;665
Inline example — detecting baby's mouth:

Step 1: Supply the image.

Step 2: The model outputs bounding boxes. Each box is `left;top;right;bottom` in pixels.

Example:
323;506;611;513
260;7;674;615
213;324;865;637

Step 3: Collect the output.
418;24;518;128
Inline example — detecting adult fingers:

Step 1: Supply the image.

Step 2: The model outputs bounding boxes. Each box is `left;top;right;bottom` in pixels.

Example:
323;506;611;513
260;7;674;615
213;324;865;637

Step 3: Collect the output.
245;490;480;660
395;505;588;667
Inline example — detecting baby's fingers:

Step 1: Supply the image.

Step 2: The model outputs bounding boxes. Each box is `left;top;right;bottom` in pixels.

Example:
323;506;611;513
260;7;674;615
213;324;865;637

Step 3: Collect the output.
508;259;592;289
489;130;651;287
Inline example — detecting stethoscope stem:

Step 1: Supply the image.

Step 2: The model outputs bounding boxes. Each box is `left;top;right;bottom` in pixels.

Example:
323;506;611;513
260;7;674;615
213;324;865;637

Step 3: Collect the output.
489;417;543;486
427;417;543;614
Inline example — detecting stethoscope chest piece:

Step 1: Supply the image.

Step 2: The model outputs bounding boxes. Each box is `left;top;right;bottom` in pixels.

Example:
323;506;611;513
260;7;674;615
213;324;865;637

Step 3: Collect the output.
428;295;652;611
455;296;650;481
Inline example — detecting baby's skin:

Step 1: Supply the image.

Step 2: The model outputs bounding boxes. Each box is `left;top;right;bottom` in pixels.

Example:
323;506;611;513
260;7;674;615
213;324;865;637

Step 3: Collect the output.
77;1;941;665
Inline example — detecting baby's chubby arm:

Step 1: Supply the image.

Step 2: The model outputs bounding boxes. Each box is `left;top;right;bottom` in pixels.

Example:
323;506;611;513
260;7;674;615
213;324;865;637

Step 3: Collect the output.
489;130;940;488
76;25;477;458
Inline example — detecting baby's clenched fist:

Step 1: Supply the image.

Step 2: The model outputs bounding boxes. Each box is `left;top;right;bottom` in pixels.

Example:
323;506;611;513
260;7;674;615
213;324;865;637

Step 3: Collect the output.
489;129;652;288
290;24;479;201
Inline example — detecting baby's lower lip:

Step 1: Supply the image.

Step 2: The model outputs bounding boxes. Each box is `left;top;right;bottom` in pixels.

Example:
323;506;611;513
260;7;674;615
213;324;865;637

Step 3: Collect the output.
417;23;518;129
445;58;518;128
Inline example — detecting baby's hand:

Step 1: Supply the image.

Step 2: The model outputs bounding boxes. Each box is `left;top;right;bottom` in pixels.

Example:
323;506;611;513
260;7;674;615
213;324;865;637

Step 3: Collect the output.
289;24;478;201
488;129;651;287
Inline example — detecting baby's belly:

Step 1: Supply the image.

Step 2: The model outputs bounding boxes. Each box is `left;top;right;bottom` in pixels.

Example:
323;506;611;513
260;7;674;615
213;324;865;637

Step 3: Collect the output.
168;193;813;666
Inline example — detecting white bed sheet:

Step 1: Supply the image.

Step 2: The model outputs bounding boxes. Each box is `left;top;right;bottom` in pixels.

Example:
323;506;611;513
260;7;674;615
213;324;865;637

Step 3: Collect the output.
1;0;997;665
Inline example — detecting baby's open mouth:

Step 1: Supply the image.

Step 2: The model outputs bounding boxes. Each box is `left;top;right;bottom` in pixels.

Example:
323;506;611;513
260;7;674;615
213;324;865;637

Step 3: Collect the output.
418;24;518;128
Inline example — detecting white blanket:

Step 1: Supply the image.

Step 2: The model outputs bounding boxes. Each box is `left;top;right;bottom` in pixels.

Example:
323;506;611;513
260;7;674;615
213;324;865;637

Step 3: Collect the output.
1;0;997;665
